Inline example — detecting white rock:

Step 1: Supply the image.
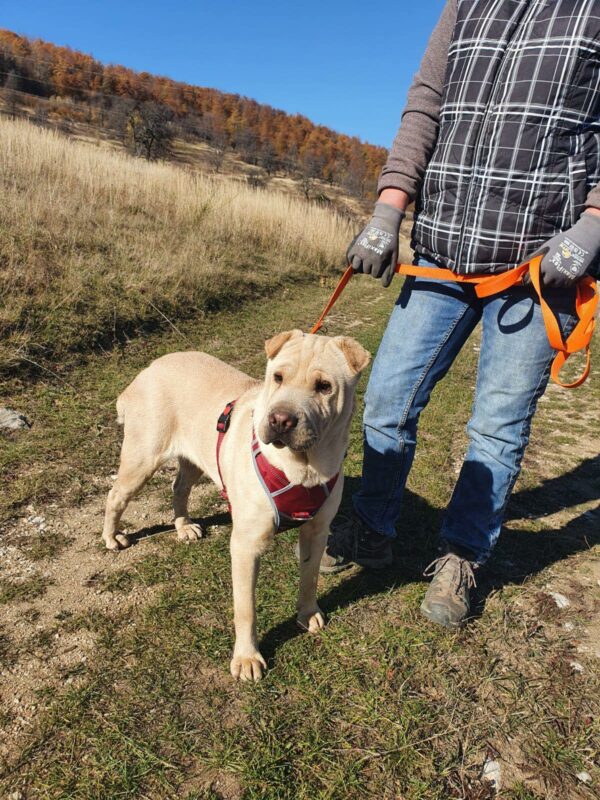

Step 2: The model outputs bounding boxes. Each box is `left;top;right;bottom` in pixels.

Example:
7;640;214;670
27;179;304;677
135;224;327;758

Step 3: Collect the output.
0;407;31;431
481;757;502;790
563;622;575;632
576;771;592;784
570;661;584;673
548;591;570;609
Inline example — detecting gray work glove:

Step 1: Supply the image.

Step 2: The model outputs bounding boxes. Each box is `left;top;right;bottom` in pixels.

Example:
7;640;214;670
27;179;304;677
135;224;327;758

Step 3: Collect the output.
533;212;600;288
347;202;405;288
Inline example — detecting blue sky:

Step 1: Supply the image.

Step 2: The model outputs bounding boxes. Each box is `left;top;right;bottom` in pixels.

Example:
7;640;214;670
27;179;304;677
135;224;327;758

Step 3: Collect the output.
2;1;446;147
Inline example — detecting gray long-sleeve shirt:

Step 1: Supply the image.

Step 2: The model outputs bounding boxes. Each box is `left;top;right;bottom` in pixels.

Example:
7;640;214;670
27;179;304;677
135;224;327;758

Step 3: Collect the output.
378;0;600;210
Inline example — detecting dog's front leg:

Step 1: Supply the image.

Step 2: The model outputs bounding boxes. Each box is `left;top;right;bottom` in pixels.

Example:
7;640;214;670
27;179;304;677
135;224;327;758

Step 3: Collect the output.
229;527;268;682
296;519;328;634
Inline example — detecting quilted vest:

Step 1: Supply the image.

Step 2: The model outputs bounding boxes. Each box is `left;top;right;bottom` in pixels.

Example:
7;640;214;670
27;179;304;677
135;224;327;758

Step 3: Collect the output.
414;0;600;274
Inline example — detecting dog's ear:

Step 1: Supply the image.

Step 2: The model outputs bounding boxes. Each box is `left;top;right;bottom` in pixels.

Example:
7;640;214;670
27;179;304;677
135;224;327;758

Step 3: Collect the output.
333;336;371;375
264;329;303;359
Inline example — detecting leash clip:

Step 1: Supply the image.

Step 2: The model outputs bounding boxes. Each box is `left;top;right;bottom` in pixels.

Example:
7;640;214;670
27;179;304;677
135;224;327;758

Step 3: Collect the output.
216;401;235;433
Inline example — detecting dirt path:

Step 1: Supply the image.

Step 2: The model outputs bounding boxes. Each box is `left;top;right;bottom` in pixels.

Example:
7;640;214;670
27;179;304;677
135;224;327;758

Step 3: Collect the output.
0;465;223;760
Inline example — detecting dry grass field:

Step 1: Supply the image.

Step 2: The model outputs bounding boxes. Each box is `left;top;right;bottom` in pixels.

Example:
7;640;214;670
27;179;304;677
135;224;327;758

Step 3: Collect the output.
0;117;355;374
0;118;599;799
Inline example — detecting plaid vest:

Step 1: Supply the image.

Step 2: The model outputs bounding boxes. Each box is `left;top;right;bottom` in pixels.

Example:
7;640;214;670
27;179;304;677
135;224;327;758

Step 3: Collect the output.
414;0;600;274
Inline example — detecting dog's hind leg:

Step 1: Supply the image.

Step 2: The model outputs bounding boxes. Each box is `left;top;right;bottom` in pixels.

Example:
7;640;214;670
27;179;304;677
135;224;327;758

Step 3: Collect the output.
102;451;160;551
173;457;204;542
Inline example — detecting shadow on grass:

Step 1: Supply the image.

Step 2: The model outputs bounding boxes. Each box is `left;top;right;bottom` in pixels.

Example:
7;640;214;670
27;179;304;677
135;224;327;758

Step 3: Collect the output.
122;510;231;546
260;456;600;658
120;456;598;659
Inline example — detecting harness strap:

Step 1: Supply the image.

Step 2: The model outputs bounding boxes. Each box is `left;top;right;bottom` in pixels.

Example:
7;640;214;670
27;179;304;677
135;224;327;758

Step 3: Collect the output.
216;401;339;530
251;432;339;526
216;400;236;502
310;255;598;389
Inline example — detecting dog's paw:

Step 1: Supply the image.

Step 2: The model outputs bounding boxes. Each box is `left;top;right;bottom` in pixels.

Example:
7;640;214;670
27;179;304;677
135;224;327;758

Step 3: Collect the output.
230;651;267;682
104;533;131;551
176;523;204;543
296;606;326;634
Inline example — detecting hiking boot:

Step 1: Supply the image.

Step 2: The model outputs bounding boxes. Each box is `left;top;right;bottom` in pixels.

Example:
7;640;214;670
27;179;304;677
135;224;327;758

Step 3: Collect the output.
318;511;394;574
420;552;477;628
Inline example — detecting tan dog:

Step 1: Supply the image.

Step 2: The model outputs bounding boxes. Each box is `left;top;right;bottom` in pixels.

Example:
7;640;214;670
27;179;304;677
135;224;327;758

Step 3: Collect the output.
102;330;370;680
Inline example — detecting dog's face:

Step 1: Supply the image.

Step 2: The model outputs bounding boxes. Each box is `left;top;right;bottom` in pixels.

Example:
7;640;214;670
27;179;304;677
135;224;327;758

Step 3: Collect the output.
255;330;370;452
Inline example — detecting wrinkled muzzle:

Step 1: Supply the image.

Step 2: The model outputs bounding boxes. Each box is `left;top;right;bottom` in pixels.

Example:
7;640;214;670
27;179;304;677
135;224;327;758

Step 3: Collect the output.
258;403;319;451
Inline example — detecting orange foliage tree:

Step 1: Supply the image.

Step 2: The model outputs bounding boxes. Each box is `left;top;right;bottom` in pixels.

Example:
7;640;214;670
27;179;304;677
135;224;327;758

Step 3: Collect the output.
0;28;387;195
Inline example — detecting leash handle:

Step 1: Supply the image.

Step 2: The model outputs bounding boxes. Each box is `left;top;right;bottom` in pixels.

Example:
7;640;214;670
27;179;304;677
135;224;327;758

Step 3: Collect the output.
310;256;598;388
528;257;598;388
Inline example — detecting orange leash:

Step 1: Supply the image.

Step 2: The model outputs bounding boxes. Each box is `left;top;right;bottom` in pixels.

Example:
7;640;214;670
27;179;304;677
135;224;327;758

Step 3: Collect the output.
310;255;598;389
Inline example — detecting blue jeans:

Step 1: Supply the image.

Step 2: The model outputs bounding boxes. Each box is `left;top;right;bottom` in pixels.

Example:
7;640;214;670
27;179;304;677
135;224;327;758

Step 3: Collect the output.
353;260;577;564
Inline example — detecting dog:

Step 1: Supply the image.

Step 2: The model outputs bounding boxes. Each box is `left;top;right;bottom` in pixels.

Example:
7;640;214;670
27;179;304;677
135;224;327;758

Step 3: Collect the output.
102;330;370;680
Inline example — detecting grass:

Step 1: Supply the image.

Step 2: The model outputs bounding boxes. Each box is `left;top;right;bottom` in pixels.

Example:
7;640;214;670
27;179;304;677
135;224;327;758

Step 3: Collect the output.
1;123;599;799
0;116;354;374
0;575;50;605
1;276;598;798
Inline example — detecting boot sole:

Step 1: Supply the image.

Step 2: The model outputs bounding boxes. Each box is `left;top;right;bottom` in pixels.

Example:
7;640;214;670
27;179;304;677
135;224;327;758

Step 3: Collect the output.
320;556;393;575
294;542;393;574
419;601;464;629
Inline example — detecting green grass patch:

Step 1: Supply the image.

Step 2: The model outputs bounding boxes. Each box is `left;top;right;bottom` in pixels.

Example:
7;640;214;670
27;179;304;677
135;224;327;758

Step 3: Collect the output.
0;575;50;605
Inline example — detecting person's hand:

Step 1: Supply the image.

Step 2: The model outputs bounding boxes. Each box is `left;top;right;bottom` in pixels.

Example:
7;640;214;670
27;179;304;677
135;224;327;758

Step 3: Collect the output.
347;202;405;288
533;211;600;288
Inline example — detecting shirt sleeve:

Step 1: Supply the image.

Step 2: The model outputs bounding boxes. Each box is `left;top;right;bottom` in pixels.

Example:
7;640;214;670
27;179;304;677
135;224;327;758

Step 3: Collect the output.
377;0;457;199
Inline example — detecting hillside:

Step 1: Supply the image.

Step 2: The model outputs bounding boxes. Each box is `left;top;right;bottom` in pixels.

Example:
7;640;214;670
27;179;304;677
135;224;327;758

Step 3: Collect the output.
0;28;387;201
0;116;358;376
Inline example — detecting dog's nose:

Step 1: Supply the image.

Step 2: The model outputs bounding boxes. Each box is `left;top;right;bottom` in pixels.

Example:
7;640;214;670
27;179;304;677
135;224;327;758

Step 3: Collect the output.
268;410;298;434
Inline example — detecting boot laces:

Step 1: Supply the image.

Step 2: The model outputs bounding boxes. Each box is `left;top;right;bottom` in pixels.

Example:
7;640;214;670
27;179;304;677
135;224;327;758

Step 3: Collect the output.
423;553;477;595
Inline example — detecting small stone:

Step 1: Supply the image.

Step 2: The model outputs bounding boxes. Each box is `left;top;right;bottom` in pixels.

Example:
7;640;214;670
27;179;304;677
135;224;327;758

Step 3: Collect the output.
31;516;45;525
481;757;501;790
0;407;32;431
576;771;592;784
570;661;584;673
563;622;574;632
8;789;24;799
548;591;570;609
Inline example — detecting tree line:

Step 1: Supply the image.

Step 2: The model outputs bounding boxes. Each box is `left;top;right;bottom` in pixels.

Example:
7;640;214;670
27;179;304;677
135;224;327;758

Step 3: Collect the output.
0;28;387;198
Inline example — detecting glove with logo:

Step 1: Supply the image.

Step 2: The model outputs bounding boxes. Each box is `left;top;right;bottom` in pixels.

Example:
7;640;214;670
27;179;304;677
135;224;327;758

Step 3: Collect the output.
535;212;600;288
347;202;405;288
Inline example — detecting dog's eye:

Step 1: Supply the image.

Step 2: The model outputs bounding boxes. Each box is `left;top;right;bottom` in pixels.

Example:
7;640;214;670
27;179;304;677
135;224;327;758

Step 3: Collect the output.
273;372;283;384
315;380;332;394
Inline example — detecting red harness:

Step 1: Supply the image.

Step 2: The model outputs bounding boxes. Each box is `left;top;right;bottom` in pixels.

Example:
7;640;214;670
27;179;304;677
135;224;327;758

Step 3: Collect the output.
215;400;338;532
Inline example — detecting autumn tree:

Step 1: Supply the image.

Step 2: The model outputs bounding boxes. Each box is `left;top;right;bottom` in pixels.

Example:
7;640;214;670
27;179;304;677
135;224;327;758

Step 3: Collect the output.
3;69;21;118
126;102;174;160
0;27;389;194
259;142;278;176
